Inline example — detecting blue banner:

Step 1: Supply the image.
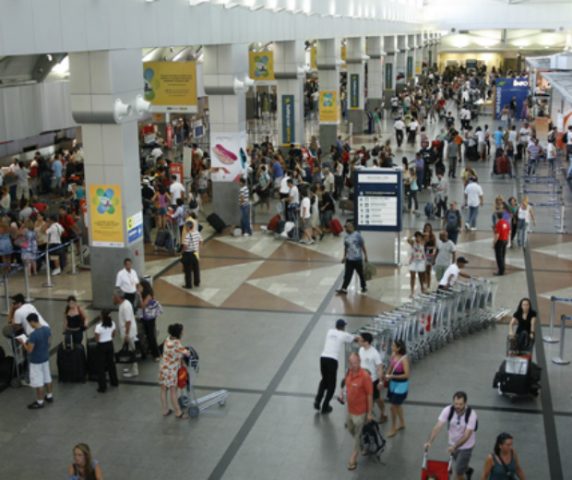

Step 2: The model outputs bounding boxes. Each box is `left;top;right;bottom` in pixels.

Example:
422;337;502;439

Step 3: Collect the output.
281;95;295;145
495;77;529;120
385;63;393;90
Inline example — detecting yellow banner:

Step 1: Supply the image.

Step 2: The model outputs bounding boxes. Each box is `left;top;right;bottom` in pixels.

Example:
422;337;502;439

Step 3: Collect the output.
249;51;275;81
319;90;339;124
143;61;197;108
89;185;125;248
310;46;317;70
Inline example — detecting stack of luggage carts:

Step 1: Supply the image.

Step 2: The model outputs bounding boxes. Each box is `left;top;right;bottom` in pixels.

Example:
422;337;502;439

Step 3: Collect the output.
348;278;504;365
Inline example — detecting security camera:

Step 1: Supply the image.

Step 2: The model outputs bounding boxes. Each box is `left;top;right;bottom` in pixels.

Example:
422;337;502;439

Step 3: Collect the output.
113;99;132;123
134;95;151;116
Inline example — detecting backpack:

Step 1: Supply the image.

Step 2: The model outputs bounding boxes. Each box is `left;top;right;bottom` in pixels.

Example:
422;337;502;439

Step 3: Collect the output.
361;421;386;457
447;405;478;431
446;210;459;231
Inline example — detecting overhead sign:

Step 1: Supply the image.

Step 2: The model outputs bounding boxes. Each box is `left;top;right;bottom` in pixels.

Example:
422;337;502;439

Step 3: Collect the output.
249;51;275;81
143;61;198;112
350;74;360;110
319;90;339;124
89;184;125;248
281;95;296;145
353;168;403;232
126;211;143;245
495;77;530;120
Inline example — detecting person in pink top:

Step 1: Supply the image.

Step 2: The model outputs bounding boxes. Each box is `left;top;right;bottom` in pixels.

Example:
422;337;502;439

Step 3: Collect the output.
424;391;478;480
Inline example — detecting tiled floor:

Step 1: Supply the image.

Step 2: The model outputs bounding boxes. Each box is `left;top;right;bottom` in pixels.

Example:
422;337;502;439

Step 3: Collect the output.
1;109;571;479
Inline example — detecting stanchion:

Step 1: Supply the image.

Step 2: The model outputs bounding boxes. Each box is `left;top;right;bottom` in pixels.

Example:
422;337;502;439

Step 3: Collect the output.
552;315;572;366
543;297;560;344
3;272;9;315
70;239;78;275
43;244;53;288
24;265;33;302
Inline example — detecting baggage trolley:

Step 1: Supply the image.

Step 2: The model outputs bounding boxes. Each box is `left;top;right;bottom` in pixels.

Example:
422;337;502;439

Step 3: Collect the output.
421;451;453;480
8;334;27;388
178;346;228;418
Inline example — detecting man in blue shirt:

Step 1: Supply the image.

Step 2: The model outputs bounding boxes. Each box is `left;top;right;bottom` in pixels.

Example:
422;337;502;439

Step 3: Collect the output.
272;157;284;192
336;221;368;295
493;126;504;153
51;154;63;194
18;313;53;409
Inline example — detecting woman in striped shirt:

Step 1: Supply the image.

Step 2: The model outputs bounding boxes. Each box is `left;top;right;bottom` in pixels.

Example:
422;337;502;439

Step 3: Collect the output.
181;218;202;289
239;178;252;237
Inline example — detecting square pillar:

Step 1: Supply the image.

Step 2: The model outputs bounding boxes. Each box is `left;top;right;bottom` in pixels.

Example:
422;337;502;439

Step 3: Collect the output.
383;36;398;100
366;36;385;112
317;38;341;150
346;37;368;134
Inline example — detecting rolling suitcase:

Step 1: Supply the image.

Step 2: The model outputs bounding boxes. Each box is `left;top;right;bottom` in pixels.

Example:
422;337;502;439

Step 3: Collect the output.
495;156;510;175
57;339;87;383
207;213;226;233
493;357;539;397
330;218;343;236
267;214;281;232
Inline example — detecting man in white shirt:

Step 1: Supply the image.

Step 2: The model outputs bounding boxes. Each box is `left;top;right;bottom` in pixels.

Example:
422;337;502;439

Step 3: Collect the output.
168;175;186;206
517;122;531;161
113;289;139;378
4;293;49;337
323;168;335;194
45;215;65;275
314;319;357;414
358;332;387;423
115;258;140;306
394;118;405;148
286;178;300;222
463;178;484;230
299;189;313;245
546;140;557;175
438;257;470;289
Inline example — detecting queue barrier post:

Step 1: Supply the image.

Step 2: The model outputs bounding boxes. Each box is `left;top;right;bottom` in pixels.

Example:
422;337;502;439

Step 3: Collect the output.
24;264;33;302
552;315;572;366
543;297;559;344
70;239;78;275
3;272;9;315
43;244;53;288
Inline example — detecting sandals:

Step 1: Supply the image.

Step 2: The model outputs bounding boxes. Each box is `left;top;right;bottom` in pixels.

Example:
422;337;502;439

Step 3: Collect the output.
162;409;173;417
347;462;357;471
176;412;189;420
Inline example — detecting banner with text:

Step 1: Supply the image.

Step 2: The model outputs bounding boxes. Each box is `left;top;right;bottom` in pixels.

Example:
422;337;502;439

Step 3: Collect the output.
89;184;125;248
495;77;530;120
143;61;197;112
281;95;296;145
249;51;275;81
319;90;339;124
350;74;360;110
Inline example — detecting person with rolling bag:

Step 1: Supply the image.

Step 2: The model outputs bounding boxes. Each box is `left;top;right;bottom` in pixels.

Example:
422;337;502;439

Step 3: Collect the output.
94;310;118;393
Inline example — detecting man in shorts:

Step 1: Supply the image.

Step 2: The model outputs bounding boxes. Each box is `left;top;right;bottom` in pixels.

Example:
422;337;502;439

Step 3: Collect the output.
424;391;477;479
18;313;53;409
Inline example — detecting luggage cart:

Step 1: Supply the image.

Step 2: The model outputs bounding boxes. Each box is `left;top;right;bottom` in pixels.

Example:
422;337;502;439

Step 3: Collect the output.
421;451;453;480
7;334;27;388
178;346;228;418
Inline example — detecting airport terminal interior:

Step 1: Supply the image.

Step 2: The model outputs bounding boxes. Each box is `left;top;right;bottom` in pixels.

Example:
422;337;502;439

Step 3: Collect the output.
1;0;572;479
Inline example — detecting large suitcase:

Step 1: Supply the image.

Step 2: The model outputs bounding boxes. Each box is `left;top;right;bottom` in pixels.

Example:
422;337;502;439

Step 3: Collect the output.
57;341;87;383
86;339;99;382
207;213;226;233
330;218;343;236
267;214;281;232
493;357;540;397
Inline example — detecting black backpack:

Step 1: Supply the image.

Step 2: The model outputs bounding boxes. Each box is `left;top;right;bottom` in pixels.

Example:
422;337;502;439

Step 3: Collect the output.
361;421;386;457
447;405;478;431
446;210;459;231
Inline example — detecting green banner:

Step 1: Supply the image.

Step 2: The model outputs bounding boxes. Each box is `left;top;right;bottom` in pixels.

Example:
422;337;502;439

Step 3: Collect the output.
407;56;413;80
281;95;295;145
385;63;393;90
350;74;360;109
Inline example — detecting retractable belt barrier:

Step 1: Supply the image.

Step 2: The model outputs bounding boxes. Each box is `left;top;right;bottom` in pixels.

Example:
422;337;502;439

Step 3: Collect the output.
544;296;572;345
552;315;572;366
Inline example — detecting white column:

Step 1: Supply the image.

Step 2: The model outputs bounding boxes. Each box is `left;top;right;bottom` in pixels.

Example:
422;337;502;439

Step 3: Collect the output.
407;34;417;83
317;38;341;149
383;35;397;98
346;37;368;133
396;35;408;91
366;36;385;111
274;40;305;147
203;43;249;225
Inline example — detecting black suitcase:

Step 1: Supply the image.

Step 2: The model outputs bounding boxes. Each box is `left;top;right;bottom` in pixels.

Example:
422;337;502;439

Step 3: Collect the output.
207;213;226;233
0;354;14;389
57;342;87;383
86;339;99;382
493;358;539;397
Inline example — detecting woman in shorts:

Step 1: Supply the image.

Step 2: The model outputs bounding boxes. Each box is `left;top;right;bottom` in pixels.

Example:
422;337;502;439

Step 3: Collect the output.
408;231;426;297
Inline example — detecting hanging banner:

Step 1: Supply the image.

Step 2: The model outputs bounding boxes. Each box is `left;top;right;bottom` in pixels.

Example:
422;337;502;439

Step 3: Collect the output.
341;45;347;70
169;162;184;182
385;63;393;90
495;77;530;120
319;90;339;124
281;95;296;145
210;132;248;183
407;56;413;79
143;61;198;112
249;51;275;81
89;184;124;248
350;74;360;110
310;47;317;70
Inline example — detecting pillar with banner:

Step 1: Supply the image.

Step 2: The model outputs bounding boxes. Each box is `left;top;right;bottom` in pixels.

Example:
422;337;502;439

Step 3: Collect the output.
317;38;341;150
346;37;368;134
383;36;398;101
366;36;385;112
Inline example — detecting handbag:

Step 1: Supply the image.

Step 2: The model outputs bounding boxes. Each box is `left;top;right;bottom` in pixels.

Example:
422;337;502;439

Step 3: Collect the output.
364;262;377;281
389;379;410;395
115;344;136;364
177;366;188;389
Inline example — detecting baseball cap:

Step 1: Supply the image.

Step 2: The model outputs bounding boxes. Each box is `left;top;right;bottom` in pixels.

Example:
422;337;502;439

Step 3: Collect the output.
457;256;469;264
11;293;26;304
336;319;347;329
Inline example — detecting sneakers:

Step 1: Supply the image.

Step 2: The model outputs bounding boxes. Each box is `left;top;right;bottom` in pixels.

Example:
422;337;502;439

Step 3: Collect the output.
52;268;61;276
313;401;320;411
123;371;139;378
336;289;348;295
360;288;368;295
27;401;44;410
321;405;333;414
243;233;251;237
44;395;53;404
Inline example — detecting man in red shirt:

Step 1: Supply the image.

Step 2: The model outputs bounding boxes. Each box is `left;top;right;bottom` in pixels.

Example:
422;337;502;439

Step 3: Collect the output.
345;352;373;471
493;212;510;276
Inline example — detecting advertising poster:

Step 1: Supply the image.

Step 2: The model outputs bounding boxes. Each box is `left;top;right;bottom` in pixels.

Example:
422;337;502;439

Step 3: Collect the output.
407;56;413;79
319;90;339;124
350;74;360;110
310;47;317;70
210;132;248;183
143;61;197;111
249;51;275;81
281;95;296;145
169;162;184;182
495;77;530;120
89;185;124;248
126;211;143;245
385;63;393;90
